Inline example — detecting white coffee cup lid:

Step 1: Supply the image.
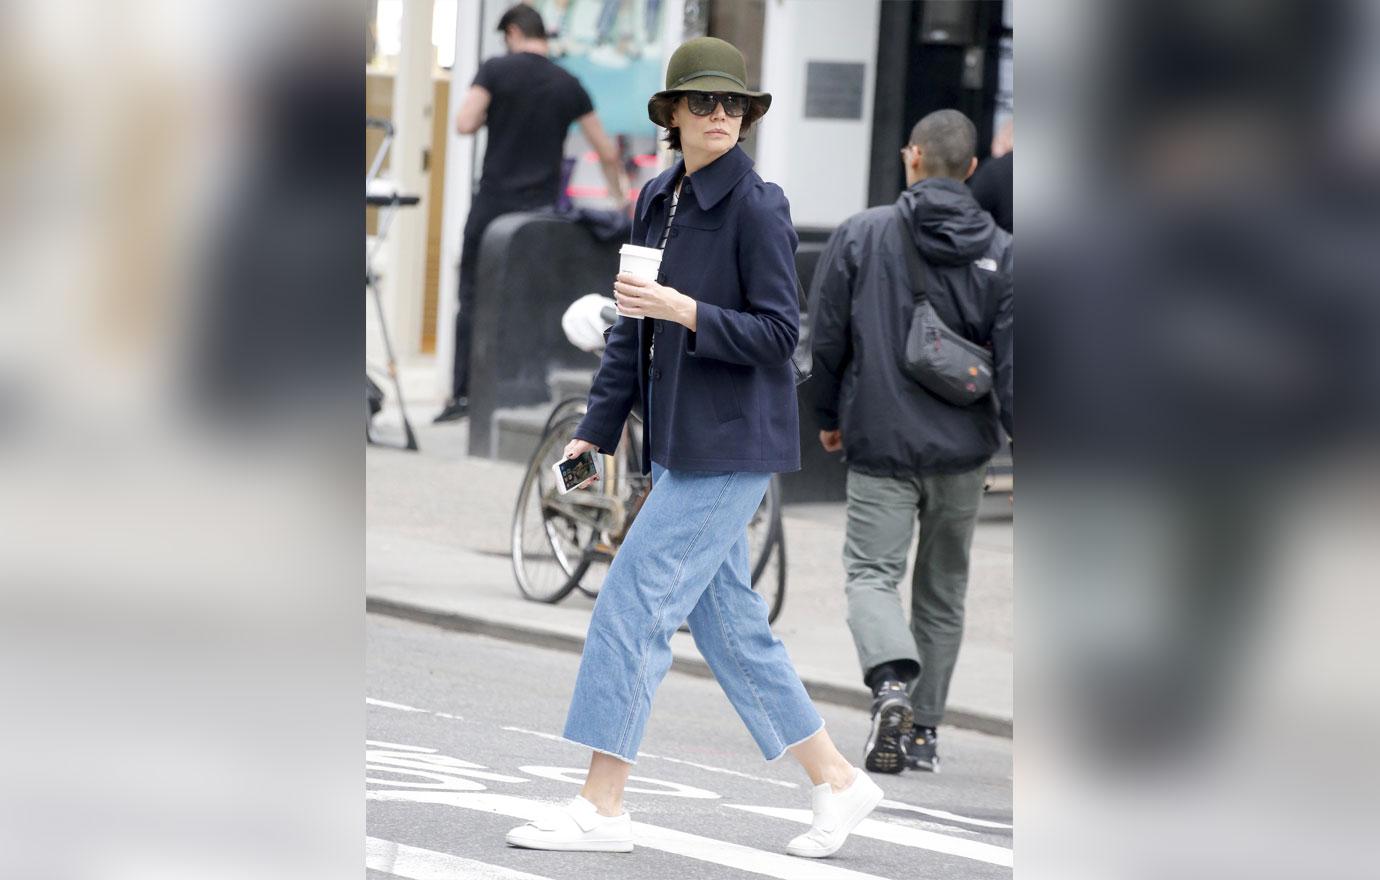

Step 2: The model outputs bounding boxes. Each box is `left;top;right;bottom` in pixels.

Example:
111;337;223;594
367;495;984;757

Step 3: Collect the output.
619;244;663;260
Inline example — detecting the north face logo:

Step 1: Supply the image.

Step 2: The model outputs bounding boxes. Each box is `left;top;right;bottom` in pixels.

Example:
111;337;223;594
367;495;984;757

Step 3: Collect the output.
974;257;997;272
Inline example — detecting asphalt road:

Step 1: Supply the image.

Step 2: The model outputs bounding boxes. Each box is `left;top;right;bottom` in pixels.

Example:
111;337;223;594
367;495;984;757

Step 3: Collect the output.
366;614;1012;879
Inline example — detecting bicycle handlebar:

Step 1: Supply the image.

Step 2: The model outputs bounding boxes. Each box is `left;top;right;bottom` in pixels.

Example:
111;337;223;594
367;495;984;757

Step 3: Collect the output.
367;193;421;207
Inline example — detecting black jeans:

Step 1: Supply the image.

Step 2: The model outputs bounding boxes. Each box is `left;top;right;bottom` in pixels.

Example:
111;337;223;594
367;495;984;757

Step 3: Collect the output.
449;187;552;399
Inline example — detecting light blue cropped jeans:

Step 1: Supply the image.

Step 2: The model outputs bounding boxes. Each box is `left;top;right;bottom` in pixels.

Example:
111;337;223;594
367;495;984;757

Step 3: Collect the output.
562;460;825;764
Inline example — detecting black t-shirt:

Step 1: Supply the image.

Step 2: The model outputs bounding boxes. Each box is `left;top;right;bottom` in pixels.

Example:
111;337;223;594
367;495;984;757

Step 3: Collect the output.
968;151;1013;233
473;52;594;200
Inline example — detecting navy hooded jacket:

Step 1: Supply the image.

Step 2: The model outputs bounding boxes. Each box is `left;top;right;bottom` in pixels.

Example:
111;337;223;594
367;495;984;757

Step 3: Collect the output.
808;177;1014;476
574;145;802;474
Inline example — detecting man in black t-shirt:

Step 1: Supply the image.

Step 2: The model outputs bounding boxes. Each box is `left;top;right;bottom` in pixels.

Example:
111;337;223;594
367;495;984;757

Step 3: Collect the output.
435;3;627;423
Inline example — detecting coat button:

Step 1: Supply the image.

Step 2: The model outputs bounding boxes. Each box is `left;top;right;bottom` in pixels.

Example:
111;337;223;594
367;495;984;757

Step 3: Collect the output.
656;324;664;335
653;369;663;380
669;228;679;238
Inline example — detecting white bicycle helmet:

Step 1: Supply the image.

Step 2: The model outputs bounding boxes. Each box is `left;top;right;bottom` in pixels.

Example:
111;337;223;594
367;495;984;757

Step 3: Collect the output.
561;293;617;353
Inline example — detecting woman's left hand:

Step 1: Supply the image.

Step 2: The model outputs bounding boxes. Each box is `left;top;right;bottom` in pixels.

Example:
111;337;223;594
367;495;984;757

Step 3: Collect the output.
613;273;697;330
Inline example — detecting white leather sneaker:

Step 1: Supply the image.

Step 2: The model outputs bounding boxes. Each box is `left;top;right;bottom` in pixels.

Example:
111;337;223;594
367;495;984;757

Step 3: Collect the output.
505;796;634;853
786;769;884;858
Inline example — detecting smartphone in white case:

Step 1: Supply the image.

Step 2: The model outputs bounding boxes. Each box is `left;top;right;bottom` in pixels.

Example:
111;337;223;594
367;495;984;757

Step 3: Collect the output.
552;451;600;494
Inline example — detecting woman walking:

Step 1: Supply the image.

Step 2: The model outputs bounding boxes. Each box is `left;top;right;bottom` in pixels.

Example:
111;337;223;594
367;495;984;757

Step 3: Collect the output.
504;37;883;859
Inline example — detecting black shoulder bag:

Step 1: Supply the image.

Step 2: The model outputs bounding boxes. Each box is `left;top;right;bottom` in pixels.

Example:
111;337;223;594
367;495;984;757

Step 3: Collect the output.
897;209;993;406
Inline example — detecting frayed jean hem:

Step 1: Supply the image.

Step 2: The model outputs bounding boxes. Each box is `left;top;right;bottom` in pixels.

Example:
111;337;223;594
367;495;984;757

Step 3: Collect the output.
561;734;638;766
764;720;827;764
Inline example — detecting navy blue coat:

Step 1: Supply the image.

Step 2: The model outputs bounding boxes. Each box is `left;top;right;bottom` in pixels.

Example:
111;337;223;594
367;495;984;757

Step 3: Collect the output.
808;178;1014;476
575;145;802;474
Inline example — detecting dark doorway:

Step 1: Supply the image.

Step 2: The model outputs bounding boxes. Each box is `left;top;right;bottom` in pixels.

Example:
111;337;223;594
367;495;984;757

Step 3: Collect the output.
867;0;1011;206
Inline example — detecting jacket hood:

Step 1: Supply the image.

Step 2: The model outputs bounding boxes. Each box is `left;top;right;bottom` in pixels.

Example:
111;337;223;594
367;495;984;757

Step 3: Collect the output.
896;177;996;266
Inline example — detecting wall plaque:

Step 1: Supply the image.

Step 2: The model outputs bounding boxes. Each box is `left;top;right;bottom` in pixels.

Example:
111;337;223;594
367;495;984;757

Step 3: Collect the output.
804;61;865;120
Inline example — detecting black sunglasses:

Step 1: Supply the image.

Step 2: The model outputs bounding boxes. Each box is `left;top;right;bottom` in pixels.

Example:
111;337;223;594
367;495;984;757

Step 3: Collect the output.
683;92;749;118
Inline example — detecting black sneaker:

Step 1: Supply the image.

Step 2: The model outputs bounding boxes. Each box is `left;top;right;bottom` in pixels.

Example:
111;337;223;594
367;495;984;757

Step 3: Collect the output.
863;681;914;774
903;725;940;773
432;397;469;423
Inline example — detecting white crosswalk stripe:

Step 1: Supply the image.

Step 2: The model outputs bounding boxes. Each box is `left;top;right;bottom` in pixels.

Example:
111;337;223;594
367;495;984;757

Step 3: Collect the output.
367;699;1011;877
501;723;802;789
724;804;1013;867
878;798;1013;830
366;698;429;713
367;836;556;879
368;789;898;880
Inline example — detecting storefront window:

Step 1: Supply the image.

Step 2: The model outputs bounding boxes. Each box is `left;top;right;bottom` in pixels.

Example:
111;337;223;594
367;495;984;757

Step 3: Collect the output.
368;0;460;71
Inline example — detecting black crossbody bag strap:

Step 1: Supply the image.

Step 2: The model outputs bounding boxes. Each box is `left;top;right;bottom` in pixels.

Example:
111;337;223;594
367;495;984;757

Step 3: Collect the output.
892;207;994;406
896;208;929;304
895;207;982;351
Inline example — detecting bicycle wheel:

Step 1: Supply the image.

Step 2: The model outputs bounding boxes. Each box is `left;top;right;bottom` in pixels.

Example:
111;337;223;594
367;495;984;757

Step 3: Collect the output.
573;421;786;625
757;529;787;625
747;475;783;585
511;414;596;603
542;396;588;434
669;499;786;631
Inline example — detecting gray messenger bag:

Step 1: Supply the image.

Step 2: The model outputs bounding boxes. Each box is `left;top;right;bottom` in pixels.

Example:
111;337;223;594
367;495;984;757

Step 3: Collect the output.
896;210;994;406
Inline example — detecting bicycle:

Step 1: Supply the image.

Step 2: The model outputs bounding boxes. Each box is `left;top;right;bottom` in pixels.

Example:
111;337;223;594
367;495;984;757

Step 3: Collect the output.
511;305;787;623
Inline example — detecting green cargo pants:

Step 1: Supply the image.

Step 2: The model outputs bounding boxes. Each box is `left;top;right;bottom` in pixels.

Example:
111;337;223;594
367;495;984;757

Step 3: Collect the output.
842;466;986;728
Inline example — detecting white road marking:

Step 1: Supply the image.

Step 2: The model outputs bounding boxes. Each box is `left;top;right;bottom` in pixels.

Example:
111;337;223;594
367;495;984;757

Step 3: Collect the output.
367;698;429;713
500;725;567;744
373;704;1009;860
879;798;1013;830
517;765;721;799
366;740;434;751
637;751;800;789
367;698;463;722
367;744;529;791
377;705;798;791
366;836;553;880
725;805;1014;868
501;725;799;789
369;790;896;880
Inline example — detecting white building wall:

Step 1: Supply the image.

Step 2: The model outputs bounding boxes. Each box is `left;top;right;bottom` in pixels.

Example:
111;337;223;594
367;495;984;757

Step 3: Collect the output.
432;0;483;399
380;0;435;364
755;0;881;228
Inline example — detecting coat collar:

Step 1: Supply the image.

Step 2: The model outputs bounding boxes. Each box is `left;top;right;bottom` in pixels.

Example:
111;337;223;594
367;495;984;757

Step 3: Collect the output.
640;145;755;222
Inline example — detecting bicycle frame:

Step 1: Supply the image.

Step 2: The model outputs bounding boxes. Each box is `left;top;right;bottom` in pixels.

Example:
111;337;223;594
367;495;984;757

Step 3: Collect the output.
539;398;648;552
521;393;786;620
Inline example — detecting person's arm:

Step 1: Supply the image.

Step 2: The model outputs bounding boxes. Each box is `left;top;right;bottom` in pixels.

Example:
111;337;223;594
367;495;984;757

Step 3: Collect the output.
807;223;857;434
455;85;491;135
573;186;652;452
577;111;627;206
684;184;800;366
574;307;640;454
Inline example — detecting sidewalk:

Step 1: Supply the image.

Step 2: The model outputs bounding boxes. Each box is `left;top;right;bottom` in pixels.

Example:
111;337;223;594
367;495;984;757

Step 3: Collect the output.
366;403;1013;737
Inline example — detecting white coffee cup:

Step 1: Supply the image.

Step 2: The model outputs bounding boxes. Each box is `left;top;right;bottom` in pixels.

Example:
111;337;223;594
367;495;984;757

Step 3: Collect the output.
616;244;663;317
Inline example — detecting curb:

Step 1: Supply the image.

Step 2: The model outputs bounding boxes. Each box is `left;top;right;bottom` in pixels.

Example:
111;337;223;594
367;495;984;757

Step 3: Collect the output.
366;595;1013;739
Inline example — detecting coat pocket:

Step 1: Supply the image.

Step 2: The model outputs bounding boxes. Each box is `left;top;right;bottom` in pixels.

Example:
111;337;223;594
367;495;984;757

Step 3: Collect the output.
706;362;745;424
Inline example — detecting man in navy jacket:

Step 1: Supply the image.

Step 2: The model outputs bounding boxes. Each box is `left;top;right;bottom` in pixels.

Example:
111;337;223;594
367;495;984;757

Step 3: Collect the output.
809;109;1013;774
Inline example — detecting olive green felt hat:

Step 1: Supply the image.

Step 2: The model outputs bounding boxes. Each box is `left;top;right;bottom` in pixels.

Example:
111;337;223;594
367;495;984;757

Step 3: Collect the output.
647;37;771;128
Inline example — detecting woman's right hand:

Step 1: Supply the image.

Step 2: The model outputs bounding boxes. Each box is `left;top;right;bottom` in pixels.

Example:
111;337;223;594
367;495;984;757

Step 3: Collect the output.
563;438;598;461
